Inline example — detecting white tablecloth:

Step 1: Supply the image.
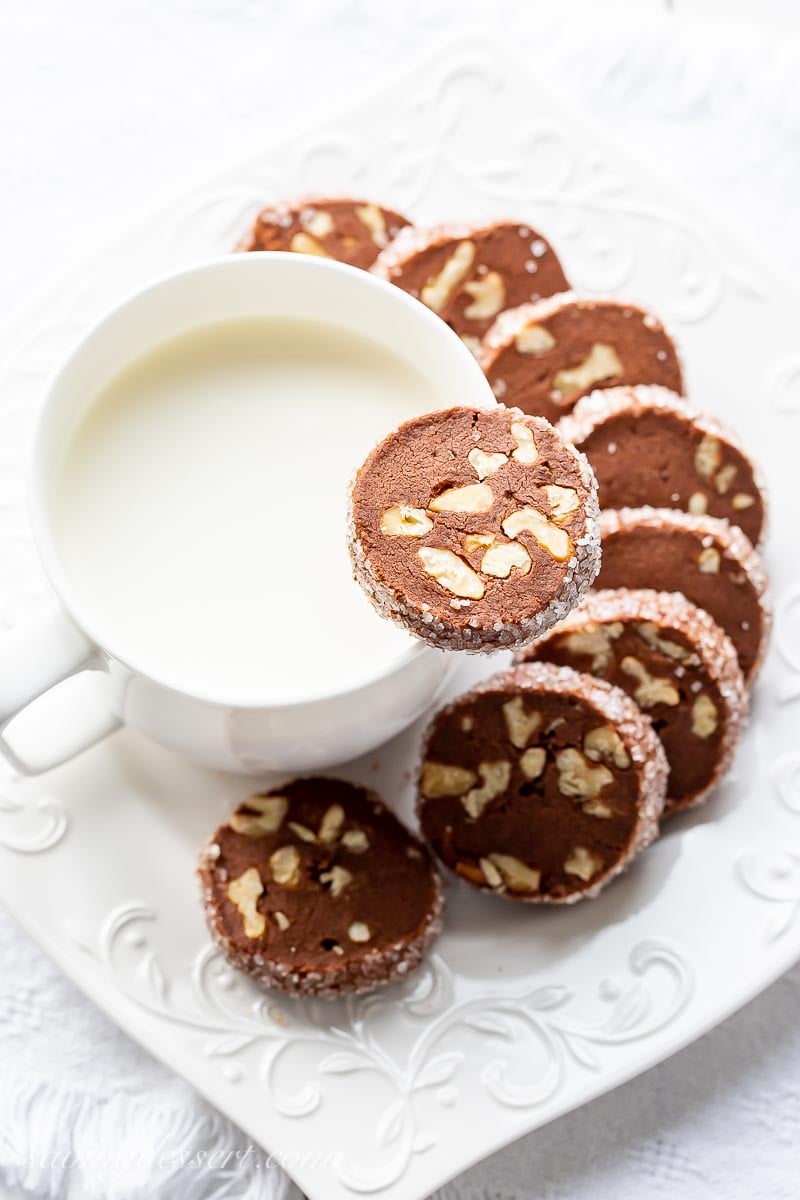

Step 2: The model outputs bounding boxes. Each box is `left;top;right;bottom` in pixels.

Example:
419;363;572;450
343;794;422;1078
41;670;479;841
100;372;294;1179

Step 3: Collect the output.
2;3;800;1198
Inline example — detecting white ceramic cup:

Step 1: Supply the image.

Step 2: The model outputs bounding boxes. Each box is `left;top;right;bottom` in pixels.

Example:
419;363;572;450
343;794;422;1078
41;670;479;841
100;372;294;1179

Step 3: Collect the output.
0;254;495;775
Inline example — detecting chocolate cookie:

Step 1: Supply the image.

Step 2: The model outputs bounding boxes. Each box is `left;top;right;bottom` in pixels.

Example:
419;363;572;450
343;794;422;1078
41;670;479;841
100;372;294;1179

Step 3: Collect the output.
560;386;767;545
597;508;770;685
417;661;667;903
517;589;748;815
480;295;684;422
239;198;412;269
372;222;569;349
199;778;443;998
348;406;600;652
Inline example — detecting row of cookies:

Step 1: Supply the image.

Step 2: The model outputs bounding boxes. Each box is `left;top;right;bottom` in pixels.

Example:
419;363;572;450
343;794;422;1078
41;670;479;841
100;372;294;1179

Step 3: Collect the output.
206;196;771;998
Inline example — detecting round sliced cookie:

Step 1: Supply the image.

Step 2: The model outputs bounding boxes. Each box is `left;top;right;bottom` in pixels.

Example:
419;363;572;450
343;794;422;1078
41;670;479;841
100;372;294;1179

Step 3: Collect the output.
417;661;668;903
596;508;770;685
480;295;684;422
516;589;748;816
372;221;569;349
199;778;443;998
348;405;600;653
559;385;766;545
238;197;412;269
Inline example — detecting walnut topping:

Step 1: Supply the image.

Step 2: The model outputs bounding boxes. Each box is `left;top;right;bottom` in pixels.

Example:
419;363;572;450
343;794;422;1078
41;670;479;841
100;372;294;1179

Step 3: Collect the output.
421;241;475;313
456;860;485;886
636;622;697;665
552;343;622;400
691;693;719;738
545;485;580;524
697;547;721;574
420;761;478;798
564;846;603;882
688;491;708;515
380;505;433;537
348;921;372;943
556;748;613;799
510;422;539;465
318;804;345;845
502;507;573;562
463;270;505;319
583;799;613;819
695;435;722;481
486;853;541;893
269;845;302;888
228;867;265;939
354;203;387;246
429;482;495;513
515;323;556;355
478;857;504;888
272;910;290;931
289;232;331;257
462;761;512;819
229;795;288;837
583;725;631;769
732;492;755;510
559;622;623;674
301;209;334;238
502;696;542;748
462;531;496;555
288;821;317;843
319;865;353;897
520;747;547;779
468;447;508;479
621;656;680;707
481;541;532;578
418;547;485;599
715;463;737;494
341;829;369;852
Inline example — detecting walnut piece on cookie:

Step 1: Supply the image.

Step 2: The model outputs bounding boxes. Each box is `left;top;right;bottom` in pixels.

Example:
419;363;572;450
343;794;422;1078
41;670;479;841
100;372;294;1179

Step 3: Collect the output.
596;507;770;686
372;222;569;347
348;406;601;652
559;385;767;546
239;198;412;270
417;661;668;903
517;589;748;816
199;778;443;998
479;294;684;422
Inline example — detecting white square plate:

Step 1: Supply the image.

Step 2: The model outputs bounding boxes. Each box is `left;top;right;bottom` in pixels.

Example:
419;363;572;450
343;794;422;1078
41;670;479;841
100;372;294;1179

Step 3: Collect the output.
2;35;800;1200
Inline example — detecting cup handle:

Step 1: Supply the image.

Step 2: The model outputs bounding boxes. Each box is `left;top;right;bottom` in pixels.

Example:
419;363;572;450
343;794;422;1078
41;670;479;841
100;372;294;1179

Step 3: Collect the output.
0;603;121;775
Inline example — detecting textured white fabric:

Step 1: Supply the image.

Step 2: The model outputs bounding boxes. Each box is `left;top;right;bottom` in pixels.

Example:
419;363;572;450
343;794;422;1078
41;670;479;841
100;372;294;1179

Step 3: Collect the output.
2;3;800;1198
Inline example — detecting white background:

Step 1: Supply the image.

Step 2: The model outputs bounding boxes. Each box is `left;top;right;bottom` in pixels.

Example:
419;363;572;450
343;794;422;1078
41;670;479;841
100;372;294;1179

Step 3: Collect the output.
2;1;800;1198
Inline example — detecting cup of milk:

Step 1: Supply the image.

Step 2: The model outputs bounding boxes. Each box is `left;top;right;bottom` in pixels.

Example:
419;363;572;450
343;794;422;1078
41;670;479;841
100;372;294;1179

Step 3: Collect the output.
0;254;495;774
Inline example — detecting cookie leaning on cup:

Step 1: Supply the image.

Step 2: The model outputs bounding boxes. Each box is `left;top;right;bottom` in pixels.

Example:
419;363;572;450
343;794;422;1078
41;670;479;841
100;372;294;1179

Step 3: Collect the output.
417;661;668;903
347;405;601;652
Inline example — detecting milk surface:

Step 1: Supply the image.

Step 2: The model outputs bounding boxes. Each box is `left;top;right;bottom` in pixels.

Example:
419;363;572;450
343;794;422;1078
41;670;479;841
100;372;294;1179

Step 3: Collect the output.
53;317;438;701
